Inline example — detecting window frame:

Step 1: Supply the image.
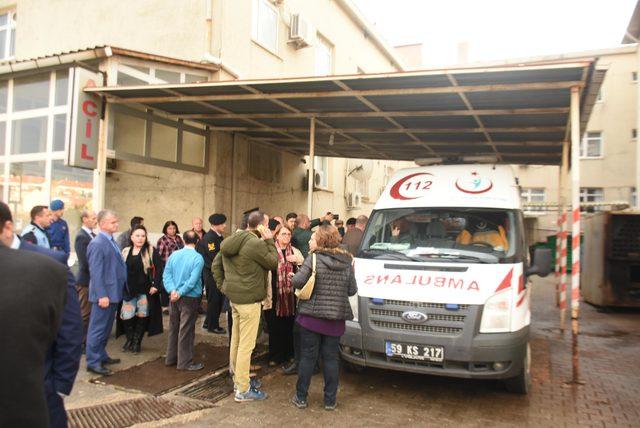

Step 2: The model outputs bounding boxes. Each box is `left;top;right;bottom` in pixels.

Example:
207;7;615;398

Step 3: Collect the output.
580;131;603;159
116;61;209;86
521;187;546;212
251;0;279;55
579;187;604;212
0;10;16;61
315;33;334;76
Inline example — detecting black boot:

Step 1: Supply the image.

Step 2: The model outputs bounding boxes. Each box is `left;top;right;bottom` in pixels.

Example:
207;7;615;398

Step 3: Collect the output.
130;317;148;354
121;318;135;352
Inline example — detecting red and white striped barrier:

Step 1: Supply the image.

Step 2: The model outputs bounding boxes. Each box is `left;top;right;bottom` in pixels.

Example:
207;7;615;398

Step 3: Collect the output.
570;207;580;318
558;213;568;314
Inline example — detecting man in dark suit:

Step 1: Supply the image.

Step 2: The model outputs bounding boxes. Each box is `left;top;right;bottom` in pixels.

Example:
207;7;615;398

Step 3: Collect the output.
0;201;67;427
75;209;97;347
20;236;83;428
86;209;127;376
197;213;227;334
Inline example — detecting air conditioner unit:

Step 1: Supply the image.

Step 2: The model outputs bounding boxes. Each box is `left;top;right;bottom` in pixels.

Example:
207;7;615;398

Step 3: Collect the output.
303;170;324;189
346;192;362;210
289;13;311;48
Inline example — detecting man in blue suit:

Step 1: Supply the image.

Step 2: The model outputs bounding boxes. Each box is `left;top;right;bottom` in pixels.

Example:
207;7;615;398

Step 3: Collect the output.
86;209;127;376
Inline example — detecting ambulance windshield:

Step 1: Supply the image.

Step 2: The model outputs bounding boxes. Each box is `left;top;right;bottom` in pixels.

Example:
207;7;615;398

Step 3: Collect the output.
359;208;518;263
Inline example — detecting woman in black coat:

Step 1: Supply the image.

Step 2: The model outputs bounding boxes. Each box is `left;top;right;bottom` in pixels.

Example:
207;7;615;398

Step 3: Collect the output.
116;225;163;353
290;225;358;411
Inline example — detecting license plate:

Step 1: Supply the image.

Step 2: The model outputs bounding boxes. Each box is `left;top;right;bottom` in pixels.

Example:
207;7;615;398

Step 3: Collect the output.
385;341;444;362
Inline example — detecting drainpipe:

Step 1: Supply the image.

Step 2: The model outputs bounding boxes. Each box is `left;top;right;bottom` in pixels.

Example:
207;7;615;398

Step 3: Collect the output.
231;133;238;231
203;0;240;79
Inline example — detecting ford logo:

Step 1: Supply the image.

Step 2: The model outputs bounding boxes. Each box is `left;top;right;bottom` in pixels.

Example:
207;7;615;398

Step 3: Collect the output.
401;311;428;324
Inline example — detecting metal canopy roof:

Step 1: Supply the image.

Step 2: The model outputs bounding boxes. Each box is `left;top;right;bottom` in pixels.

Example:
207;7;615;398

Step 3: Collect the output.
87;59;603;165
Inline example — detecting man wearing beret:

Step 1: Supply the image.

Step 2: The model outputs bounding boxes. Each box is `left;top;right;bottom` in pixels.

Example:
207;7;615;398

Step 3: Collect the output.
47;199;70;255
197;213;227;334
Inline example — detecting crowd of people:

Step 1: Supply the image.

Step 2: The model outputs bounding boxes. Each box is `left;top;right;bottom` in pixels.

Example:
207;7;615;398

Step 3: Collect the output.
0;198;371;426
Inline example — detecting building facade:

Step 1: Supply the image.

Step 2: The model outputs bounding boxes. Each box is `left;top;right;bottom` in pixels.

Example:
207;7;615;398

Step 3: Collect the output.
0;0;411;244
516;45;638;242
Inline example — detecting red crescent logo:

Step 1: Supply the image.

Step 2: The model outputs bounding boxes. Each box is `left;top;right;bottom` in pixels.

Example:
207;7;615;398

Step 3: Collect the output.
455;179;493;194
389;173;433;200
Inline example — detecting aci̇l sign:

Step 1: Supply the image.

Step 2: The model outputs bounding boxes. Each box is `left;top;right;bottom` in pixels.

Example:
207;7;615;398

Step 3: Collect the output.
66;67;103;170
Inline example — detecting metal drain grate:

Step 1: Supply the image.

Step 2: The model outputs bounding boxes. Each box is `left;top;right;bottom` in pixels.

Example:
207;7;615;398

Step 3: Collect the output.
67;396;214;428
179;374;234;403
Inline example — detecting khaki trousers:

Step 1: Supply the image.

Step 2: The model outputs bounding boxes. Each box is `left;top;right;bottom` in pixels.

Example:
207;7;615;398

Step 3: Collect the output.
229;302;261;393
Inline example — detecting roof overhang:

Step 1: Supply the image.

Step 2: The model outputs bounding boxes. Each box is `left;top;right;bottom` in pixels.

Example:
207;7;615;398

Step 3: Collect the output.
0;46;220;76
87;58;604;165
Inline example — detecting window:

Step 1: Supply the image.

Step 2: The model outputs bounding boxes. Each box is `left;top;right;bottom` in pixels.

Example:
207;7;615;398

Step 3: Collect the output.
313;156;329;188
8;161;46;231
13;74;50;111
181;131;205;167
11;117;47;154
596;88;604;103
580;131;602;158
632;187;637;208
116;62;209;86
315;34;333;76
51;160;94;246
0;10;16;60
149;122;177;162
113;110;146;156
252;0;278;53
633;129;637;141
580;188;604;212
521;188;546;211
633;71;638;83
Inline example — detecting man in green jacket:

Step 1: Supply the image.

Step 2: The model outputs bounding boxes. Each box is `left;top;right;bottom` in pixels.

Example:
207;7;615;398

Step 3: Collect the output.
212;211;278;402
292;212;333;259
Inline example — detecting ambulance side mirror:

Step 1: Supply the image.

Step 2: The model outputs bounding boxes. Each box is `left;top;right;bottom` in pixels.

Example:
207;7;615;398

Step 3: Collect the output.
526;248;552;277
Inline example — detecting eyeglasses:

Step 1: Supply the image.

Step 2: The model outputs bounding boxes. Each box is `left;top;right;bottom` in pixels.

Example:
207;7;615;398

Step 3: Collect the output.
279;232;292;236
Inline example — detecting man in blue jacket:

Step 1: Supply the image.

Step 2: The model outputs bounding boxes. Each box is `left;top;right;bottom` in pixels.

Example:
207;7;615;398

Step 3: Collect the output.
164;230;205;371
47;199;70;254
86;209;127;376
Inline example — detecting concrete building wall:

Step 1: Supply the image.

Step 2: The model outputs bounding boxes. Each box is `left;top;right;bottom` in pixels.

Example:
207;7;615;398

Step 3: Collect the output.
0;0;208;62
213;0;398;78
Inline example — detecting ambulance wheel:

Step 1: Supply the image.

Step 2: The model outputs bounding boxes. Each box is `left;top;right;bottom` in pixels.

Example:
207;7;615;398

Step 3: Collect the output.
504;342;531;394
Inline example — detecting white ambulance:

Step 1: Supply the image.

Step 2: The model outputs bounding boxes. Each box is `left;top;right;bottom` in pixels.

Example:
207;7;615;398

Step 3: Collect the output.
340;164;551;394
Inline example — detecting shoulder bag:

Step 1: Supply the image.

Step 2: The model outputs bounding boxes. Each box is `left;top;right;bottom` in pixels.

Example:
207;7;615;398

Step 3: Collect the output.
295;253;316;300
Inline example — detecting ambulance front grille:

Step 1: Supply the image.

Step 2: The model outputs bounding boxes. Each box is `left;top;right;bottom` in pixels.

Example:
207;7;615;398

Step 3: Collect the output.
383;299;470;311
370;308;466;323
371;320;463;336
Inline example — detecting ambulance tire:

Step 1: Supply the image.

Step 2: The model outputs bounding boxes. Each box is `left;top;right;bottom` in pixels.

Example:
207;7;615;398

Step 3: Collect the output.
504;342;531;394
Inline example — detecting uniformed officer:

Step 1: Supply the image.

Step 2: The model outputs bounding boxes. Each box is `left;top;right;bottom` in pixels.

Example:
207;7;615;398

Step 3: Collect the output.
197;213;227;334
47;199;70;255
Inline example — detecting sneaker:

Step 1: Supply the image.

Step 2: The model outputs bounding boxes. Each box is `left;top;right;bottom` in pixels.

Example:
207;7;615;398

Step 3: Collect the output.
233;378;262;392
324;402;337;411
291;396;308;409
234;388;267;402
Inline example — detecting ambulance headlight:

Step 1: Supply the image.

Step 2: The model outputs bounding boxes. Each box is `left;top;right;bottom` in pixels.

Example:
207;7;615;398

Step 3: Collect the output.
349;295;359;322
479;290;511;333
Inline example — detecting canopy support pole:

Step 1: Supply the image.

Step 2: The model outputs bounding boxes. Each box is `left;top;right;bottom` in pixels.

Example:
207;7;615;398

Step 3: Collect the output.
636;44;640;209
558;140;569;330
231;133;238;231
570;86;581;319
307;117;316;216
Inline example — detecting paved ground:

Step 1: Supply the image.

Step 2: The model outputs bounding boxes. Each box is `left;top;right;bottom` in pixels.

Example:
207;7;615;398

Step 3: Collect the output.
66;277;640;427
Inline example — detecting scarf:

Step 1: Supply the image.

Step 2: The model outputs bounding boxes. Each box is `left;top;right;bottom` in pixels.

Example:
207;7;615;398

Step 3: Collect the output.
276;243;296;317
